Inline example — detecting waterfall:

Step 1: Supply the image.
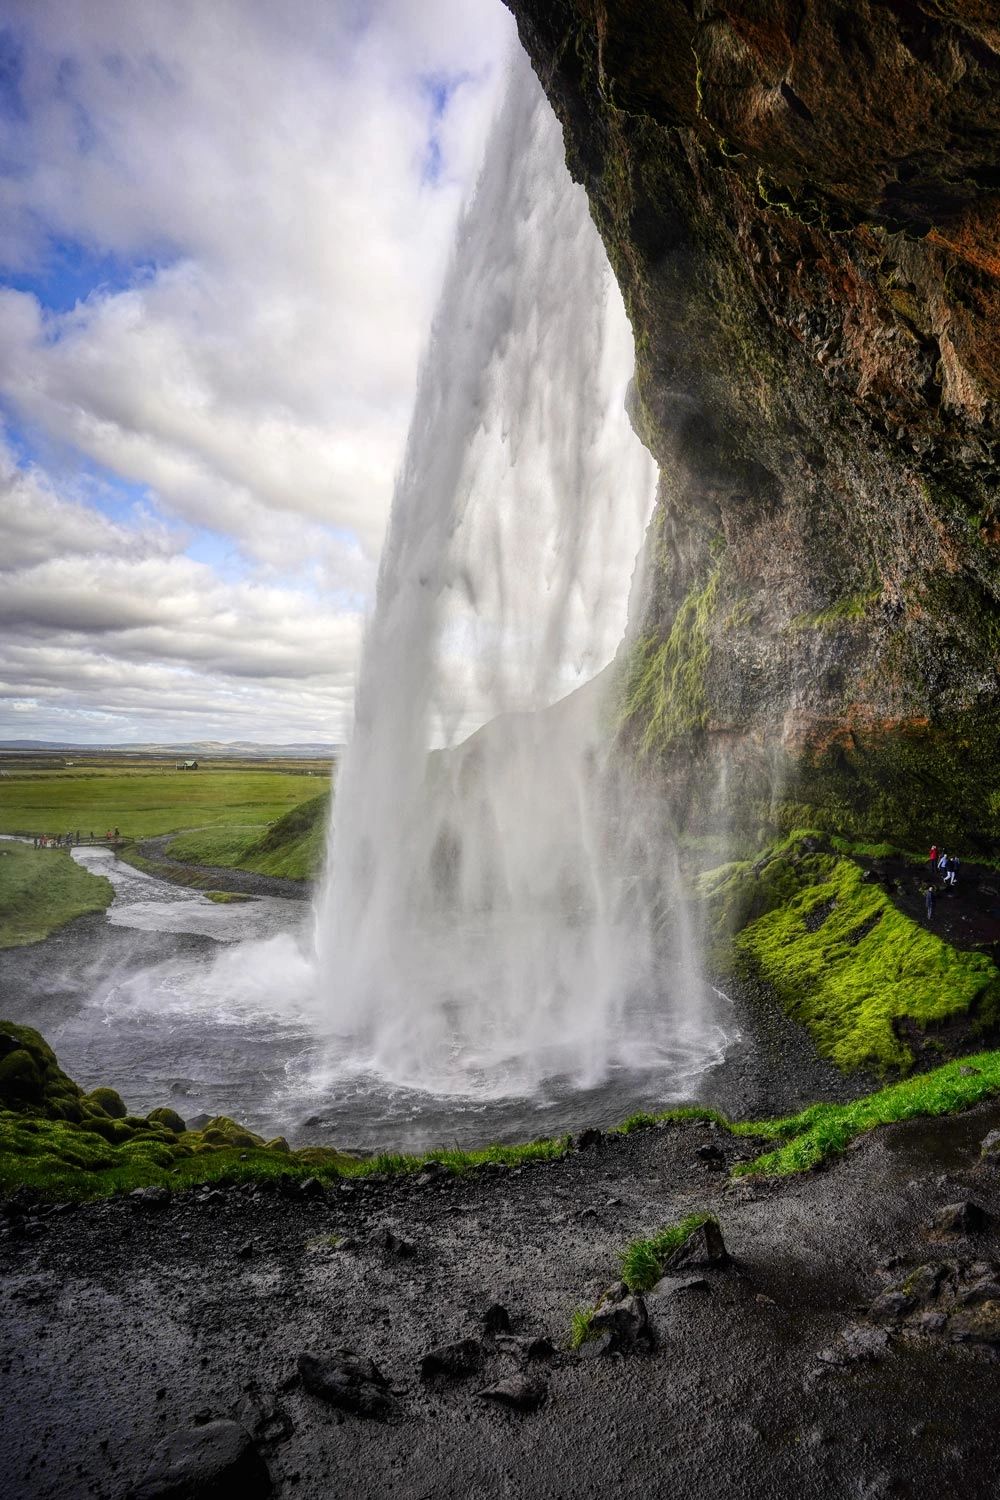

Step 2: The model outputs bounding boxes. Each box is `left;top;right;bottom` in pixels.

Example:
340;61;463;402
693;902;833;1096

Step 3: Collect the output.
313;49;717;1099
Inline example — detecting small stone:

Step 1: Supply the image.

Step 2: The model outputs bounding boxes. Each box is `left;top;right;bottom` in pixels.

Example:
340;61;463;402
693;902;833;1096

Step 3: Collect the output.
419;1339;483;1381
591;1293;653;1353
577;1330;615;1360
380;1228;416;1258
298;1177;324;1198
526;1336;556;1362
959;1066;980;1076
648;1274;711;1301
235;1242;254;1261
574;1128;602;1151
980;1130;1000;1157
932;1201;988;1235
816;1323;889;1366
129;1186;170;1209
696;1143;724;1163
868;1290;915;1324
131;1419;271;1499
476;1374;546;1412
483;1303;512;1334
663;1219;729;1270
297;1350;390;1417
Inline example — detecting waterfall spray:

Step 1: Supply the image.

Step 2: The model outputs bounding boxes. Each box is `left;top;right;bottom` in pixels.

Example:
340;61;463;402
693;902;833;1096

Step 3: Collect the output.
313;50;724;1099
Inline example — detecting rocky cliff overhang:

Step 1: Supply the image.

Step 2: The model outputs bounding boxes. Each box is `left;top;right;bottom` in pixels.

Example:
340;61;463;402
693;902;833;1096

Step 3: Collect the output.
505;1;1000;838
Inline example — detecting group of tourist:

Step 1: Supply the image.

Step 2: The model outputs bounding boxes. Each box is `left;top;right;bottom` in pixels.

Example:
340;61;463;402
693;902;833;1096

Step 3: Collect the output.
924;843;961;920
32;828;120;848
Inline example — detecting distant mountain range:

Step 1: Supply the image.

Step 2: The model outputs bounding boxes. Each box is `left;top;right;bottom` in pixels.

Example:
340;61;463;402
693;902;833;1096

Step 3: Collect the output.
0;739;342;758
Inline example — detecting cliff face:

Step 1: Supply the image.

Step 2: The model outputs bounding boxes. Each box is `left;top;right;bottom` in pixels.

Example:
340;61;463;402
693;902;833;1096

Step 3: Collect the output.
504;0;1000;841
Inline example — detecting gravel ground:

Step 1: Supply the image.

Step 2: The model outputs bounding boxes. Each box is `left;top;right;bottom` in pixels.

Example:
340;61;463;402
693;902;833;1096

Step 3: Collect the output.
5;1098;1000;1499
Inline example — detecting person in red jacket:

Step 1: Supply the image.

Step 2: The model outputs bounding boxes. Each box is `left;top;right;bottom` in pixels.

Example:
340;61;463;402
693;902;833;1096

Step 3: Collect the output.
929;843;938;873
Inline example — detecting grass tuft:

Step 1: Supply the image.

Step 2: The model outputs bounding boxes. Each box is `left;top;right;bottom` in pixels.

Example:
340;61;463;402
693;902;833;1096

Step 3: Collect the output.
730;1050;1000;1176
569;1306;598;1350
619;1213;714;1292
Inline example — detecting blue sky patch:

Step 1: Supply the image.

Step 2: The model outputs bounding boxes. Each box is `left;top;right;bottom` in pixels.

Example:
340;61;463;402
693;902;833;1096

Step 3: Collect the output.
2;235;166;313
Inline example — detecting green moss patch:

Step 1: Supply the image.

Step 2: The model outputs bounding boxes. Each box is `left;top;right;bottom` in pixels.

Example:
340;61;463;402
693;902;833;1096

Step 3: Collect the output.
697;831;1000;1071
617;564;720;757
0;844;112;949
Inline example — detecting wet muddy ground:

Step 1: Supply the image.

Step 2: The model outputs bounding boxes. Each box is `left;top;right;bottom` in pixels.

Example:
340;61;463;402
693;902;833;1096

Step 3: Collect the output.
4;1098;1000;1499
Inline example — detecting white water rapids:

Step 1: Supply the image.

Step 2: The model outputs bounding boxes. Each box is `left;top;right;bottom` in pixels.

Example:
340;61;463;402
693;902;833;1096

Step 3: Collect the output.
1;50;738;1148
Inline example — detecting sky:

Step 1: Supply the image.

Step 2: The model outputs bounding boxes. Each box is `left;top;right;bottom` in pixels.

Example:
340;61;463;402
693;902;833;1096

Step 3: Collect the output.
0;0;516;744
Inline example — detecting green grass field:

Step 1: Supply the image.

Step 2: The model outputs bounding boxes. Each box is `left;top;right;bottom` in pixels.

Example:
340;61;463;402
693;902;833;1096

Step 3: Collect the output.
0;763;329;842
0;843;113;947
164;793;329;881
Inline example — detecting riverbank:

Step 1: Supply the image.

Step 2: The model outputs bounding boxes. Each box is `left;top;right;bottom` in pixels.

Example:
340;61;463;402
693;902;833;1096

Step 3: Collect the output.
5;1092;1000;1498
0;842;113;948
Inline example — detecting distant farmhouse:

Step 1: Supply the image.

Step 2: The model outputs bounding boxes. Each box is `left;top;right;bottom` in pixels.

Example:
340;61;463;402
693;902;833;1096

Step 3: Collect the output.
176;759;199;770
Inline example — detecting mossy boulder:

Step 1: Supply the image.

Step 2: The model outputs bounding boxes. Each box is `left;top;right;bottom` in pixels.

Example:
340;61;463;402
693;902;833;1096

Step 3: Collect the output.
86;1087;128;1120
148;1106;187;1134
188;1116;265;1150
0;1022;86;1118
0;1048;43;1108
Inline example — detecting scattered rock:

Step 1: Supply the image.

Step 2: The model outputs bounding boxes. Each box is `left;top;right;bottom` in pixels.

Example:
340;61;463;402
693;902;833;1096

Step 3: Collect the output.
980;1130;1000;1158
816;1323;890;1367
869;1289;916;1324
129;1186;170;1209
297;1350;390;1417
591;1293;653;1353
419;1339;483;1382
577;1330;615;1360
265;1137;290;1154
932;1201;987;1236
483;1303;512;1334
696;1143;725;1164
235;1242;254;1261
574;1128;602;1151
380;1228;416;1258
130;1419;271;1499
298;1177;324;1199
476;1374;546;1412
664;1219;729;1271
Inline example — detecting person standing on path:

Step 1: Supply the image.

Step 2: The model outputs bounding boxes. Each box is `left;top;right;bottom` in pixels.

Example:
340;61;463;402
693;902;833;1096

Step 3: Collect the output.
925;884;936;921
929;844;938;873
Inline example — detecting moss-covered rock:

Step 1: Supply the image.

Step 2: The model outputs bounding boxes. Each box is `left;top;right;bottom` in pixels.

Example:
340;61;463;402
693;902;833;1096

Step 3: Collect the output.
86;1087;128;1120
0;1047;43;1108
0;1022;86;1118
148;1106;187;1134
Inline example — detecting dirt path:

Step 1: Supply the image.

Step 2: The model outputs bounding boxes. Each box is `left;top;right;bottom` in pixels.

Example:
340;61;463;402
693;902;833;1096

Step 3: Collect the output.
854;849;1000;954
5;1101;1000;1498
129;834;310;901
